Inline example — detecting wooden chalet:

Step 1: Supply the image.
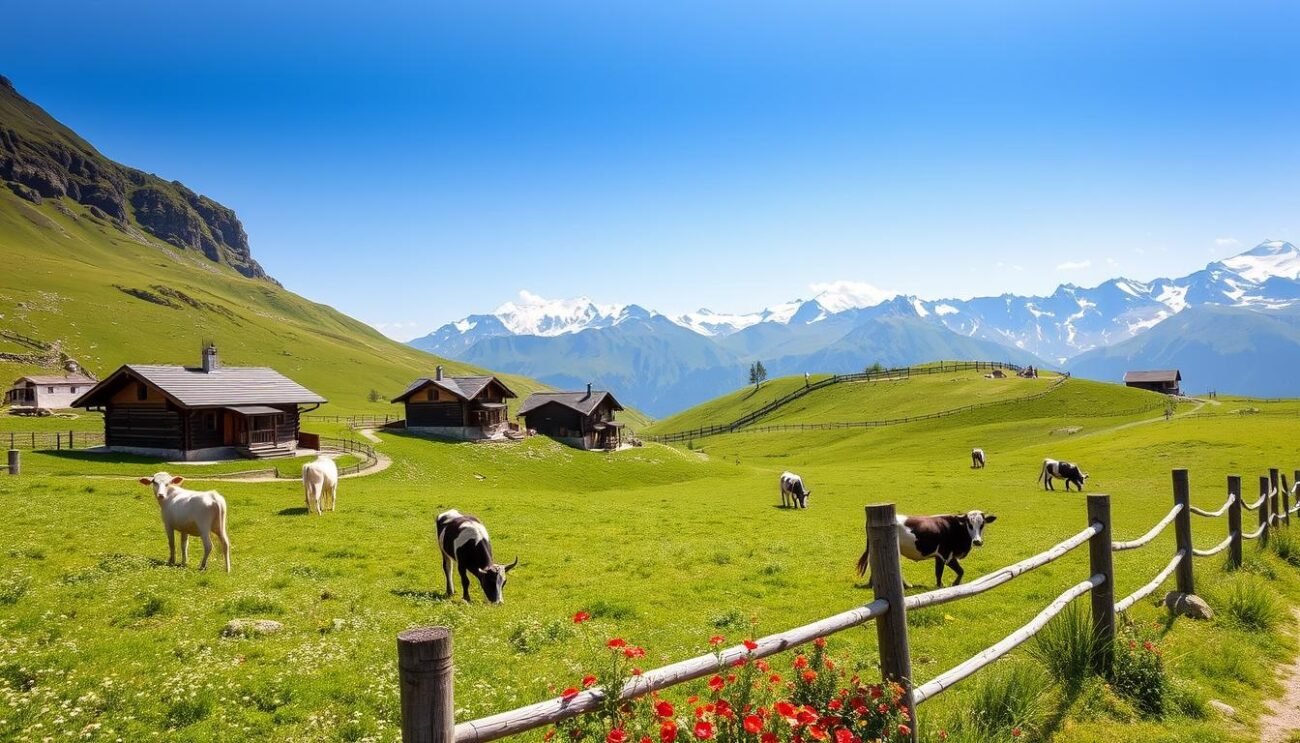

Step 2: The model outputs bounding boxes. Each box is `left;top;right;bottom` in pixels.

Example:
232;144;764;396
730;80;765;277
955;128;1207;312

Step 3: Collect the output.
1123;369;1182;396
517;384;625;450
393;366;517;440
71;347;325;460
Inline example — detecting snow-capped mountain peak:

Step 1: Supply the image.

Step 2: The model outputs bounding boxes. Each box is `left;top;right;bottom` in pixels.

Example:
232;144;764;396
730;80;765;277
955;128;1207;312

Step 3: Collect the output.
807;280;898;314
492;291;630;336
1217;240;1300;283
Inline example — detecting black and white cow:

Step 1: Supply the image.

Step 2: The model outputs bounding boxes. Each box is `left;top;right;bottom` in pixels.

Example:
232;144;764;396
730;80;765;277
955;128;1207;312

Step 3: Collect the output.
1039;458;1088;491
855;511;997;588
971;448;986;469
779;471;812;509
435;509;518;603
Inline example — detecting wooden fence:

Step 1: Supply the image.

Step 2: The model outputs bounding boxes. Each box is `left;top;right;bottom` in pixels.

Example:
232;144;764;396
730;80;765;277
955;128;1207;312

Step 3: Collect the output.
2;449;17;475
3;430;104;451
394;465;1298;743
197;437;381;480
302;413;403;429
647;367;1066;444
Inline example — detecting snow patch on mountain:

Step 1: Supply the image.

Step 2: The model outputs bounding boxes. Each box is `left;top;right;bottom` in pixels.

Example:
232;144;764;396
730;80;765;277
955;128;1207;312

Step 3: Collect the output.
493;291;629;336
1219;240;1300;283
806;280;897;314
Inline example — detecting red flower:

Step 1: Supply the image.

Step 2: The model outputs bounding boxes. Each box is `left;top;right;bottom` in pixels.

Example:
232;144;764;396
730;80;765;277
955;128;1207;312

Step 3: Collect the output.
582;674;598;688
560;687;579;700
774;702;797;720
769;674;782;685
608;638;628;649
1012;728;1022;738
693;722;714;740
655;700;676;718
868;685;882;699
794;655;809;669
755;660;770;672
709;635;726;646
877;703;890;715
641;738;653;743
624;645;646;659
833;729;853;743
573;611;591;624
796;708;817;726
743;639;759;652
608;729;628;743
708;675;725;692
545;731;557;742
938;732;949;741
813;637;826;649
743;715;763;734
897;724;911;736
761;734;778;743
827;699;842;711
808;727;828;741
660;720;679;743
802;671;818;683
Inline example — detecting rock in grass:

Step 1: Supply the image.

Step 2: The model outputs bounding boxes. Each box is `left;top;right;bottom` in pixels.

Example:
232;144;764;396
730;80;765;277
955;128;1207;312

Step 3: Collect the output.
1164;591;1214;620
222;619;283;638
1209;700;1236;718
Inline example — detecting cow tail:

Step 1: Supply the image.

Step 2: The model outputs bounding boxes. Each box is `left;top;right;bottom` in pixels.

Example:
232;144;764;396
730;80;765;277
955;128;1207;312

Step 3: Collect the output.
855;543;870;577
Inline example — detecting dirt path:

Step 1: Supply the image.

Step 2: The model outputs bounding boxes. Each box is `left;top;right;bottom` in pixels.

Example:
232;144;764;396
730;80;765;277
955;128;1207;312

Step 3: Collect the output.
1259;609;1300;742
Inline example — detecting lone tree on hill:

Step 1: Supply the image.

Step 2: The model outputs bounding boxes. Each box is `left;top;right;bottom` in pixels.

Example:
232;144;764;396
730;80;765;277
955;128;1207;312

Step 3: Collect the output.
748;361;768;389
368;388;384;403
865;361;885;374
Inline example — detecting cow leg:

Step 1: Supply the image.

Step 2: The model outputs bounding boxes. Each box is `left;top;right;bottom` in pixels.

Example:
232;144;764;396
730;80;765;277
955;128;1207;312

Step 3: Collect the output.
1065;479;1074;492
215;526;231;574
199;532;213;571
442;553;454;597
179;533;189;567
780;488;788;508
459;566;472;602
934;557;945;588
166;527;176;566
947;558;965;586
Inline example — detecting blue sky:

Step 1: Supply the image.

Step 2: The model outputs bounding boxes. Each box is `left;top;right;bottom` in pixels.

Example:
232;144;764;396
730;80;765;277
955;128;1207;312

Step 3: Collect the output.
6;1;1298;338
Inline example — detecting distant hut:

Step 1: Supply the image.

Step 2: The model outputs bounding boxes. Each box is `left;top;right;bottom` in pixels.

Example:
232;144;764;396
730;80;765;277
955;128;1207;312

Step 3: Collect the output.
4;373;96;410
393;366;517;440
71;346;325;460
517;384;625;450
1124;369;1182;396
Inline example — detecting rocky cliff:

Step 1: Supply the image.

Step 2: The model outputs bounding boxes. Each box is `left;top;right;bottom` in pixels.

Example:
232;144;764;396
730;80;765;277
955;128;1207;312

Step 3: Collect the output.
0;74;273;282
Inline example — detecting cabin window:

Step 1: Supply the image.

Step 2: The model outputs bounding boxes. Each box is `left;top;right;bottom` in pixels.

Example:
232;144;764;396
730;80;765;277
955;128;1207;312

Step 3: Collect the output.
136;383;148;401
427;389;436;401
205;413;218;431
70;387;78;393
48;387;55;393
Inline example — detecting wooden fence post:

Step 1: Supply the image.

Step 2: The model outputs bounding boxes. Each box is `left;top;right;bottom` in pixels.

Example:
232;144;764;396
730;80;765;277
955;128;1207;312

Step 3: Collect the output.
6;450;18;476
866;504;916;742
1172;469;1194;595
1259;476;1271;547
1228;475;1243;569
1284;473;1293;528
398;627;454;743
1271;468;1282;526
1087;494;1115;674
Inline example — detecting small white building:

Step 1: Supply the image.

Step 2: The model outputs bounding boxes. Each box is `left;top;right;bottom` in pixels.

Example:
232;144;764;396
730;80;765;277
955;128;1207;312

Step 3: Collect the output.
4;374;97;410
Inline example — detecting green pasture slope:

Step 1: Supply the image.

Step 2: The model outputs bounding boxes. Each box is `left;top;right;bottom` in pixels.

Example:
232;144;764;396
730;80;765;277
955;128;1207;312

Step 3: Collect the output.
1;378;1299;742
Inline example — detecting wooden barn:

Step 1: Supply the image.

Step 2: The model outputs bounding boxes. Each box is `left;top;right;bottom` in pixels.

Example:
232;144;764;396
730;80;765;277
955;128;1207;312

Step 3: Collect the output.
1124;369;1182;396
71;347;326;460
4;373;96;410
393;366;517;440
517;385;625;450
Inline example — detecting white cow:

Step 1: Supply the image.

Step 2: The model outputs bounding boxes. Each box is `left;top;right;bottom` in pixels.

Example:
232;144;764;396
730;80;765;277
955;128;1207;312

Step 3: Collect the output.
779;471;812;509
971;448;986;468
302;456;339;514
138;472;231;573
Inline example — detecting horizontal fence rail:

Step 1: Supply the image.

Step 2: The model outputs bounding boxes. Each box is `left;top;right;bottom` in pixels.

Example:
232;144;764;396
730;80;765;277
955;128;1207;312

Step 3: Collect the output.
4;430;104;451
399;466;1297;743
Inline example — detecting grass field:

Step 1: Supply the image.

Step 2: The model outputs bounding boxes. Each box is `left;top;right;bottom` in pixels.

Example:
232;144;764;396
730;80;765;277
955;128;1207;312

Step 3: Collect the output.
1;373;1298;742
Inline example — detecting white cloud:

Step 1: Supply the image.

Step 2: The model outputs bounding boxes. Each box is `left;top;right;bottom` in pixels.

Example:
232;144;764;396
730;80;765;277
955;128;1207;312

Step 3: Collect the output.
806;280;897;313
1215;237;1241;248
994;261;1025;272
1056;259;1092;271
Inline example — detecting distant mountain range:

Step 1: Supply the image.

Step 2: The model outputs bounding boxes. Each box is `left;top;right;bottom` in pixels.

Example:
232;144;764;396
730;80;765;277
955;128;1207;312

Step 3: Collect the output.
410;241;1300;416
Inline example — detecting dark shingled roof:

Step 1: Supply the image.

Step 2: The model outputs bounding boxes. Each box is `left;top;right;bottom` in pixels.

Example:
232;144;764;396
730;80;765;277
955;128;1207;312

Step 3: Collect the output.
72;365;325;409
517;390;623;417
1123;370;1182;384
13;374;96;386
392;375;517;403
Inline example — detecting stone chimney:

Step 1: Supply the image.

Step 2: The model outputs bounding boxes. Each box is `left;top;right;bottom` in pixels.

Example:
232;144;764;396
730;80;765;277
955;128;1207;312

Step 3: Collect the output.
202;345;220;373
435;365;444;381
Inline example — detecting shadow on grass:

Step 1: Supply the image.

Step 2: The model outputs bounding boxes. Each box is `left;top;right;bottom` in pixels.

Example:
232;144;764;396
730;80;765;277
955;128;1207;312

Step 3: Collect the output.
277;507;309;516
392;588;450;604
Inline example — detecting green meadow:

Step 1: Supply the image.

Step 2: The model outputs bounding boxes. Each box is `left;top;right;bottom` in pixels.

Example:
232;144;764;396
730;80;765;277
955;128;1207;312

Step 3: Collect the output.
1;372;1299;742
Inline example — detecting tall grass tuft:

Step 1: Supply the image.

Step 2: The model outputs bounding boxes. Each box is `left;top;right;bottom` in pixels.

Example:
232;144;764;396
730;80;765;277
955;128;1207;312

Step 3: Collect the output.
1269;528;1300;567
942;662;1046;741
1029;602;1099;688
1222;576;1283;632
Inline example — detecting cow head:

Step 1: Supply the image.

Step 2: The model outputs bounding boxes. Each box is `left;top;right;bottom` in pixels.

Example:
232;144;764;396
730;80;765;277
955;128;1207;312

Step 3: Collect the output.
474;556;519;604
960;510;997;547
139;472;184;504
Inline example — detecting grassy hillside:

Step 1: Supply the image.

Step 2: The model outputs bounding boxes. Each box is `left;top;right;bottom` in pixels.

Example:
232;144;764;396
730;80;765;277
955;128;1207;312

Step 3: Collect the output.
1;379;1297;742
647;373;835;433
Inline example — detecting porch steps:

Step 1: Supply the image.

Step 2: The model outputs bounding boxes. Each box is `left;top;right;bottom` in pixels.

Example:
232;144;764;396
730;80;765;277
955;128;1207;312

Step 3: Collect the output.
239;444;297;460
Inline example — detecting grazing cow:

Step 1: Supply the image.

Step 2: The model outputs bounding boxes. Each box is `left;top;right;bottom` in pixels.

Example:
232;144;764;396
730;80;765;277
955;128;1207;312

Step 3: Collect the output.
302;456;339;514
138;473;231;573
435;509;518;603
1039;458;1088;491
779;471;812;509
971;448;986;468
855;511;997;588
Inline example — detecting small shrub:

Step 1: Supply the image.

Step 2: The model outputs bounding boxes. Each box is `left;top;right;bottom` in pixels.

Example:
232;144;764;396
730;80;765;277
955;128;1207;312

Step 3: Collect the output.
1111;625;1167;717
222;594;284;616
1029;602;1098;687
710;608;748;631
509;618;576;654
907;609;944;628
1166;679;1209;720
1222;576;1283;632
133;592;168;618
0;572;31;605
165;693;213;727
587;599;637;621
1270;529;1300;567
944;662;1046;740
711;551;732;566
